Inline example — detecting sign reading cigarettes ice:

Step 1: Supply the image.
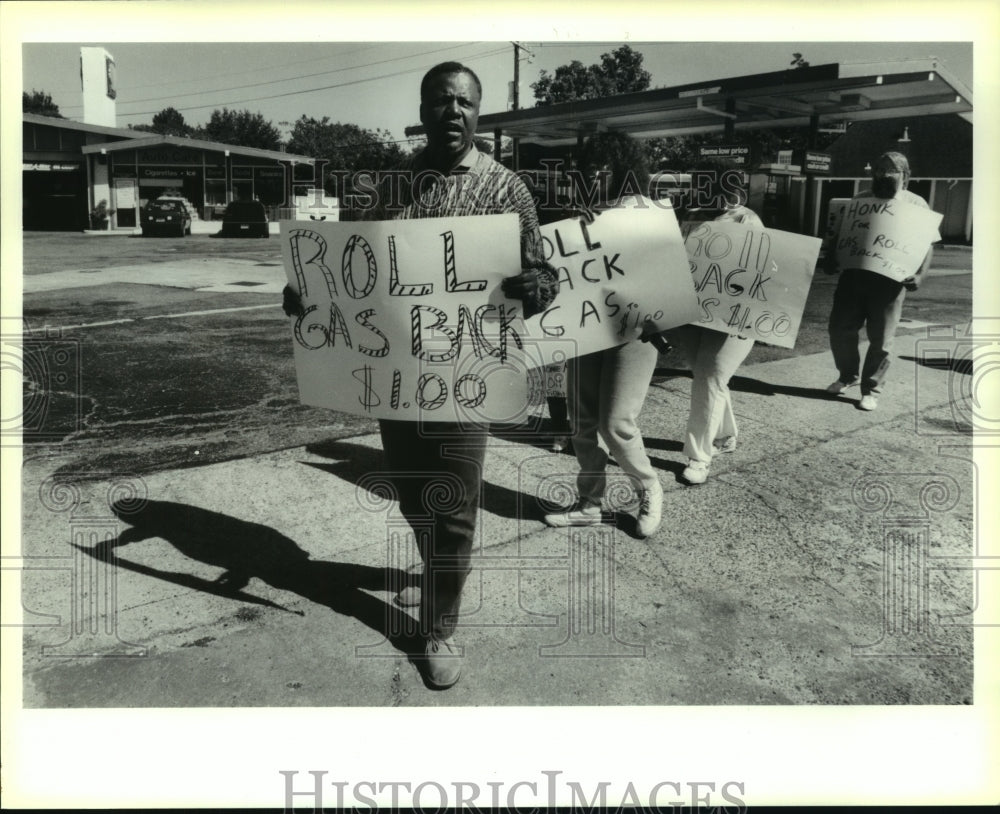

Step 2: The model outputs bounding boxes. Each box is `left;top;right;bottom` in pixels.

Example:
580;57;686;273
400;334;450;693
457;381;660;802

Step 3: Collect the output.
528;204;700;358
680;220;822;348
281;214;533;422
833;196;942;282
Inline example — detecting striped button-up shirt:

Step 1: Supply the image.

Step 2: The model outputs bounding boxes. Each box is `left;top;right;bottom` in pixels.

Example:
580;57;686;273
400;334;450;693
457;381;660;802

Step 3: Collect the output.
359;147;558;316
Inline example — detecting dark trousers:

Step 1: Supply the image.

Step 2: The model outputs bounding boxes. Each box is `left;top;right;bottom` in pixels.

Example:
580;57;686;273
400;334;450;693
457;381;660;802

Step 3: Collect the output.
828;269;907;396
547;396;570;434
378;419;487;639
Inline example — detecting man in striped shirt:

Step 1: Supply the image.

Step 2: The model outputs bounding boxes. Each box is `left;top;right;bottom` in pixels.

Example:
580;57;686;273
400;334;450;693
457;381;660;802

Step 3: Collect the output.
355;62;559;689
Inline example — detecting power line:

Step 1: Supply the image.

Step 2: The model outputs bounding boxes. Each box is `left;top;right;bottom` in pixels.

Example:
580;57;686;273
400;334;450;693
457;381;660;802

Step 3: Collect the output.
115;45;511;119
115;42;482;108
124;44;382;92
34;44;387;96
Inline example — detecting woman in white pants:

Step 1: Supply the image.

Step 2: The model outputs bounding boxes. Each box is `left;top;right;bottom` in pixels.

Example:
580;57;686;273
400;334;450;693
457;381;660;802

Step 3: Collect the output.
679;204;762;484
543;132;664;537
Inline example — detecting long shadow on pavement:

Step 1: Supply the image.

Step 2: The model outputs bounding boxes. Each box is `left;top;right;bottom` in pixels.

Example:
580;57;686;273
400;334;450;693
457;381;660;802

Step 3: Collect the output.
655;366;845;402
75;499;423;657
303;439;549;522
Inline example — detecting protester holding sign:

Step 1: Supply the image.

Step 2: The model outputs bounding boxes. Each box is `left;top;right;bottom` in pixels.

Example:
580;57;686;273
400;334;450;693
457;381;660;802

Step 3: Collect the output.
824;152;940;411
283;62;558;690
543;133;666;538
675;203;764;486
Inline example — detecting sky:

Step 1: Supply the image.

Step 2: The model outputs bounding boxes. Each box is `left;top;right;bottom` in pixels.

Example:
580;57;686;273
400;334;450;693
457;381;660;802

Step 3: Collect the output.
20;40;974;145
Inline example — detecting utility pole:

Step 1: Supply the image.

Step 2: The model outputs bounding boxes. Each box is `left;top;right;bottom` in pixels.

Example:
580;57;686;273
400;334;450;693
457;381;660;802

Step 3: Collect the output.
512;42;521;110
511;42;533;170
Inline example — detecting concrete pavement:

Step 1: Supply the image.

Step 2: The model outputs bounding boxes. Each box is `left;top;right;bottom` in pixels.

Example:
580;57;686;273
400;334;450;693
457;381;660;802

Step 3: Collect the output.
16;322;977;707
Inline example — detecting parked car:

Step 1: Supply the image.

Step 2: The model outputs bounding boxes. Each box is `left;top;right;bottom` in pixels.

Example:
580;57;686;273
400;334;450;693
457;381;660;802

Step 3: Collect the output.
214;199;269;238
141;199;192;237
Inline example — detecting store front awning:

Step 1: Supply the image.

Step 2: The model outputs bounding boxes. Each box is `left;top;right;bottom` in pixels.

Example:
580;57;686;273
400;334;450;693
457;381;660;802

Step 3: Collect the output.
405;59;972;146
81;134;315;164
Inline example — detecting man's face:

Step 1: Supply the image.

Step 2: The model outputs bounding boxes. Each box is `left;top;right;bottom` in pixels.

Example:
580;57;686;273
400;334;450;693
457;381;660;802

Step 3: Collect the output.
871;157;908;198
420;71;481;166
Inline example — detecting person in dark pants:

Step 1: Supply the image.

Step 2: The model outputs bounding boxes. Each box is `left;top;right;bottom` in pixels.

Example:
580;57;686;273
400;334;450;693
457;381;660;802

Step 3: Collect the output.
284;62;557;689
824;151;937;411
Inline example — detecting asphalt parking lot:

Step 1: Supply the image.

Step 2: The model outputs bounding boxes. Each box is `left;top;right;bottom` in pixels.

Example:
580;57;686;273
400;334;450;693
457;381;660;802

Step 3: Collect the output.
15;232;974;477
6;229;993;811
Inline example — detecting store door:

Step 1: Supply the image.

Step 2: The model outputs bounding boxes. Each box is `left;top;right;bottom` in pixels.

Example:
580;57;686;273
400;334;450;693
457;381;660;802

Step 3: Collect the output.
114;177;139;228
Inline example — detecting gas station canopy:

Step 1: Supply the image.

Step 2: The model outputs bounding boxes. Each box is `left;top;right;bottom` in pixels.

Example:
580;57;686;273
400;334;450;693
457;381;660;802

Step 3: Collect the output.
405;59;972;146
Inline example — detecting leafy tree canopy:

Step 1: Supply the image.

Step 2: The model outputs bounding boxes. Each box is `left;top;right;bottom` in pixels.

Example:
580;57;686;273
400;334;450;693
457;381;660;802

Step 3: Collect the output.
151;107;193;137
128;107;193;137
201;108;282;151
531;44;651;106
286;116;406;193
23;90;62;118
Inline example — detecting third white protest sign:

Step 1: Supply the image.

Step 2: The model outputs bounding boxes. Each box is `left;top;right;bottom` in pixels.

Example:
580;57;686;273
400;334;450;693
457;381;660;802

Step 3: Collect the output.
681;220;821;348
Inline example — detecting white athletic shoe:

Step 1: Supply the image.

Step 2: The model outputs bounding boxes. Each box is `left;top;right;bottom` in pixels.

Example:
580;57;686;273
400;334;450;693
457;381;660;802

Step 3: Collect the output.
682;460;710;485
544;500;603;528
636;481;663;538
713;436;737;455
826;379;856;395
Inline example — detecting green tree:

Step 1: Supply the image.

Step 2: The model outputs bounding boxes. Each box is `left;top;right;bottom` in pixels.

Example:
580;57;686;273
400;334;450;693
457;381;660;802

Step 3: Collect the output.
23;89;62;117
151;107;192;137
286;116;406;193
643;135;704;171
199;108;282;150
128;107;192;137
790;52;810;69
531;44;651;106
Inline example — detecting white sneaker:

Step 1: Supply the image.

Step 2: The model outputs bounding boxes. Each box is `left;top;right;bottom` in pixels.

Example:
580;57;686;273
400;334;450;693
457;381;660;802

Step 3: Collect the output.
713;436;737;455
636;481;663;538
544;500;603;528
826;379;856;395
682;459;710;485
859;394;878;411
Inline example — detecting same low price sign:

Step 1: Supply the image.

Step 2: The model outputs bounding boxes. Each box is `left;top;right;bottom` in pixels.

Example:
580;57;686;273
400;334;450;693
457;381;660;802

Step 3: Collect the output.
833;197;943;282
680;220;822;348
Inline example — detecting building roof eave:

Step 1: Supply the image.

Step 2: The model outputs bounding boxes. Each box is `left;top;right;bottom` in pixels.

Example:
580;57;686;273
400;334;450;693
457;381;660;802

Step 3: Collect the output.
23;111;148;139
404;59;973;145
78;133;314;163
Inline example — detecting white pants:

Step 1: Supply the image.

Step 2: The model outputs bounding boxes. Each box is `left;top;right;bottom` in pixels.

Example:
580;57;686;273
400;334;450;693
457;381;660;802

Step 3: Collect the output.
679;326;754;464
567;340;660;504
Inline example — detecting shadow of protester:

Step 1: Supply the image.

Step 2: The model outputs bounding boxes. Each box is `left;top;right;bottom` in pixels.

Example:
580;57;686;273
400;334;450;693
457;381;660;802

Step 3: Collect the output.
81;498;421;656
303;439;537;522
727;374;850;402
653;366;847;402
899;354;973;375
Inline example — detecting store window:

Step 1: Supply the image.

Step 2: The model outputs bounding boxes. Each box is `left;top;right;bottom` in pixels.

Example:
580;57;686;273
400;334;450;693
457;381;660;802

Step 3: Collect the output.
255;167;286;206
205;180;227;206
232;180;253;202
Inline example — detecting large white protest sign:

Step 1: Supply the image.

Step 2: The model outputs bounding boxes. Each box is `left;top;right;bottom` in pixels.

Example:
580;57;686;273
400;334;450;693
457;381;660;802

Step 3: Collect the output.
680;220;822;349
834;196;943;282
527;202;699;361
280;214;537;423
